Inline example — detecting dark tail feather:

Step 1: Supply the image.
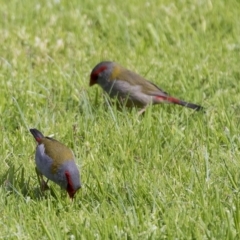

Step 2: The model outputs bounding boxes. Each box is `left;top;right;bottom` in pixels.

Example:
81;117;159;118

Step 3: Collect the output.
30;128;44;142
177;100;203;111
155;95;203;111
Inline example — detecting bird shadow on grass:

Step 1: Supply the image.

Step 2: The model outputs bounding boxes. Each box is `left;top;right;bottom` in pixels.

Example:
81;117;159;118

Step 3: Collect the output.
0;161;62;202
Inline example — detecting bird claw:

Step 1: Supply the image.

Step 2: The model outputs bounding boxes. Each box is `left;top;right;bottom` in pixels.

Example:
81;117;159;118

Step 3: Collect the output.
40;179;49;192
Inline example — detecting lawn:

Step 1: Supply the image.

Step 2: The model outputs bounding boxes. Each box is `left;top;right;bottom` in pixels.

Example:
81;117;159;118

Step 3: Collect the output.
1;0;240;239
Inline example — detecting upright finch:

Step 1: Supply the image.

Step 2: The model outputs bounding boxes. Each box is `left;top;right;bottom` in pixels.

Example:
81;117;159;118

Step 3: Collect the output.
89;61;202;113
30;128;81;199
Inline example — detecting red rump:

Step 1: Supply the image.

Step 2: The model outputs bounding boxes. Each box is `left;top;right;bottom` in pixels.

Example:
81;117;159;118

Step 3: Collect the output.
155;95;180;104
35;137;42;143
30;129;44;143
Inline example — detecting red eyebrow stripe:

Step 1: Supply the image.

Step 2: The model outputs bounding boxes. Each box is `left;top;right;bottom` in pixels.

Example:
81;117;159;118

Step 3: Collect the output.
91;65;107;78
65;171;76;198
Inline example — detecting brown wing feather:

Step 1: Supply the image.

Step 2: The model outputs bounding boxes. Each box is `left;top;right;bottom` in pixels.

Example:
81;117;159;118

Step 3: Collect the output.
112;66;169;97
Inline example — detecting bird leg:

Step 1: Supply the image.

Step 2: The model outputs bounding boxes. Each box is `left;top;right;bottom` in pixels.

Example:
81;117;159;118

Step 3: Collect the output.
40;178;49;192
35;167;49;192
138;106;147;116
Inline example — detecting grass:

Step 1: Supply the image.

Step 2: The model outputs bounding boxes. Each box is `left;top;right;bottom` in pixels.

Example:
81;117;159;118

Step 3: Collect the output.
1;0;240;238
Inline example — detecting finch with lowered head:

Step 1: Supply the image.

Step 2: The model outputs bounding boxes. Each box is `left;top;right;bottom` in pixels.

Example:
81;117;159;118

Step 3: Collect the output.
30;128;81;199
90;61;203;113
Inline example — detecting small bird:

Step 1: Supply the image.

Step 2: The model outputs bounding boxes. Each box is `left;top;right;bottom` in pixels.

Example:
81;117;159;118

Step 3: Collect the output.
89;61;203;114
30;128;81;199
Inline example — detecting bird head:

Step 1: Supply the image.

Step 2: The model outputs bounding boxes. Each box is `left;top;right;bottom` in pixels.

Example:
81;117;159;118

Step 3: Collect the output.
65;167;81;199
89;61;115;87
